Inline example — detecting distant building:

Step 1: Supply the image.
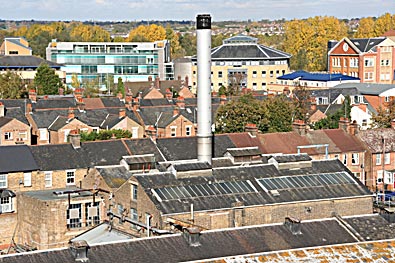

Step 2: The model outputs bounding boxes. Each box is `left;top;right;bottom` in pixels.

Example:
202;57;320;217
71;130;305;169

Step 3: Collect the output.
46;40;174;89
273;70;360;92
328;37;395;84
0;37;32;56
191;35;291;93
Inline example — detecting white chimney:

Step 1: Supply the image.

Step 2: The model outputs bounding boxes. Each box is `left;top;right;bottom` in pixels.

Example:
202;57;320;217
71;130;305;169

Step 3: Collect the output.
196;14;212;165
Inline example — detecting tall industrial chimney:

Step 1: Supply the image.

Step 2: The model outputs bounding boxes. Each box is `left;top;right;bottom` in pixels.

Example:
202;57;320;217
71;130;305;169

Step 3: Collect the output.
196;14;212;165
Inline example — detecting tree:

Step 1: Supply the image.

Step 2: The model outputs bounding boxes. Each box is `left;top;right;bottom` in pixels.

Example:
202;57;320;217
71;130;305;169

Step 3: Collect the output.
179;33;196;56
127;24;166;42
354;17;375;38
292;84;313;123
372;98;395;128
34;63;64;95
261;95;295;133
313;96;351;129
71;74;80;89
116;77;125;97
166;25;184;58
374;13;395;36
80;129;133;141
0;71;26;99
70;23;110;42
83;79;100;98
215;93;268;133
227;72;247;96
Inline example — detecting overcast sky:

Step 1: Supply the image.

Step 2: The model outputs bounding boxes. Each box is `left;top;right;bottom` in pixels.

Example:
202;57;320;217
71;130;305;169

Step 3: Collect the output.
3;0;394;21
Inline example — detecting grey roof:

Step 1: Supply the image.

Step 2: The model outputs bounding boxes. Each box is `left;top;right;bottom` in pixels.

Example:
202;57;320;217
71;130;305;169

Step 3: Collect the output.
122;138;165;162
0;117;12;127
5;38;32;50
96;166;133;188
2;107;29;125
22;187;92;201
349;37;386;53
0;218;366;263
156;135;236;161
0;145;38;173
123;154;155;165
100;97;125;108
79;140;131;167
270;153;312;163
32;98;75;110
226;147;261;157
0;55;61;69
136;159;372;215
100;114;123;129
344;214;395;241
29;144;87;171
171;161;211;172
75;109;111;127
48;116;70;131
31;110;68;128
335;82;395;96
210;44;291;60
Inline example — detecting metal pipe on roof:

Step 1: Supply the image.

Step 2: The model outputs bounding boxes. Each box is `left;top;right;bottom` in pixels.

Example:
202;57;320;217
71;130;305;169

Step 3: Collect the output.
196;14;212;165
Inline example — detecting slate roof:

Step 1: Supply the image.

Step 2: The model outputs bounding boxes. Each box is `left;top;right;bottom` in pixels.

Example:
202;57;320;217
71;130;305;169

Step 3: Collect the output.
171;161;211;172
29;144;87;171
96;166;133;188
48;116;71;131
0;117;12;127
270;153;312;163
31;110;68;128
349;37;386;53
122;138;165;162
335;82;395;95
278;70;359;82
156;135;236;161
32;98;75;110
123;154;155;165
344;214;395;241
0;145;38;173
226;147;261;157
357;128;395;153
100;97;125;108
79;140;131;167
75;109;110;127
0;55;61;69
100;114;124;129
5;38;31;50
1;107;29;125
136;159;372;214
210;43;291;60
0;218;362;263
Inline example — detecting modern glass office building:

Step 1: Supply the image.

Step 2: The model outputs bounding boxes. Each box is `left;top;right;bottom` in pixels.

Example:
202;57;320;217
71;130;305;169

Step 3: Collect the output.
46;40;174;90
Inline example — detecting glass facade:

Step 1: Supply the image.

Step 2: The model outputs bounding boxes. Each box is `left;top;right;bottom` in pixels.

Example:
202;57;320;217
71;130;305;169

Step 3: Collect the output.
46;40;174;89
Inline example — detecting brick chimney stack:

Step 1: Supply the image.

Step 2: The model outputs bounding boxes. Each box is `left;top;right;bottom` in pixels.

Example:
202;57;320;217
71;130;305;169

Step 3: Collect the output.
119;108;126;119
292;119;307;136
245;123;258;136
338;117;350;133
165;88;173;101
29;89;37;103
173;106;179;117
0;102;4;117
176;96;185;109
68;129;81;149
68;107;75;119
133;98;140;111
155;76;160;89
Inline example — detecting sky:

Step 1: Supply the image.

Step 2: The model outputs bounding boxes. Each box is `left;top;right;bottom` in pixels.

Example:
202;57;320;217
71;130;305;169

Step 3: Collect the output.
2;0;395;21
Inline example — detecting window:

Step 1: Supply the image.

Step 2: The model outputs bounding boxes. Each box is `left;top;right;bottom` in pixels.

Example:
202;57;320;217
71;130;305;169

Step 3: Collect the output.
364;58;374;67
18;131;27;141
132;127;139;138
269;71;274;77
4;132;12;140
67;203;82;228
252;71;257;78
9;51;18;55
218;71;223;78
118;203;124;224
276;70;280;77
252;83;257;90
381;59;390;66
66;170;75;185
353;172;361;181
343;58;347;67
170;126;177;137
130;208;138;229
351;153;359;165
85;202;100;226
24;172;32;187
39;129;48;140
385;153;391;164
377;170;383;184
0;174;7;188
343;154;347;165
261;71;266;77
364;72;373;80
44;171;52;187
185;125;192;136
376;153;382;165
0;197;13;213
64;129;71;142
132;184;138;200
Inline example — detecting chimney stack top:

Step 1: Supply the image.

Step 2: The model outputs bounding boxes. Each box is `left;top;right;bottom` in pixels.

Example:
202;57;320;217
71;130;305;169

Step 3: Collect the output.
196;14;211;29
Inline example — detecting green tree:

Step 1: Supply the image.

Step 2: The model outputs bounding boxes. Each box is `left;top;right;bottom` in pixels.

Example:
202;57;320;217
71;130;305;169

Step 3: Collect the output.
292;84;312;123
83;79;100;98
34;63;64;95
0;71;26;99
215;93;269;133
313;96;351;129
179;33;196;56
71;74;80;89
80;129;133;141
116;77;125;97
354;17;375;38
166;25;184;58
261;95;294;133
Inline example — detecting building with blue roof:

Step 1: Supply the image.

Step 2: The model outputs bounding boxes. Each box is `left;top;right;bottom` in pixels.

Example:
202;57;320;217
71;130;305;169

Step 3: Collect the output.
272;70;360;92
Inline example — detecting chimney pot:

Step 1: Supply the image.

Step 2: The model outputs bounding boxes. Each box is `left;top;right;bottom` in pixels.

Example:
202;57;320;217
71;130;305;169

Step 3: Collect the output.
292;120;306;136
68;108;75;120
119;108;126;119
68;129;81;149
29;89;37;103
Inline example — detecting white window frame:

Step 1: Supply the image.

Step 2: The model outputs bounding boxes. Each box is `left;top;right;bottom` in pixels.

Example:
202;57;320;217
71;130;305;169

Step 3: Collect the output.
24;172;32;187
44;171;53;188
185;125;192;136
39;128;48;140
131;184;138;201
66;169;76;185
376;153;382;165
4;132;13;140
364;58;374;67
132;127;139;138
64;129;71;143
18;131;27;141
385;152;390;164
351;153;359;165
170;126;177;137
0;174;7;188
0;197;13;213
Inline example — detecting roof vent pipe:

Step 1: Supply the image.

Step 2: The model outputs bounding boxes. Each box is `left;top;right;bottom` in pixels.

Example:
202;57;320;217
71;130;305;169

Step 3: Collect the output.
196;14;212;165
